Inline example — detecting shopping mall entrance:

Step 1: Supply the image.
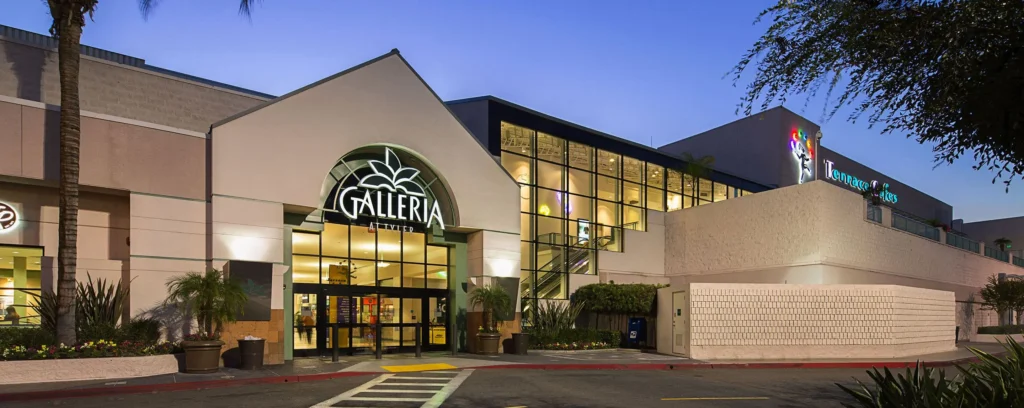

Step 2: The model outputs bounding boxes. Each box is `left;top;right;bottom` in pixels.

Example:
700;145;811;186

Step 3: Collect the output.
291;223;452;357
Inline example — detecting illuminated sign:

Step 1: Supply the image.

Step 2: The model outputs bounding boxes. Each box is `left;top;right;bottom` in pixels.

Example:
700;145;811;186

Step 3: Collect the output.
333;147;445;230
789;129;813;184
823;160;898;204
0;202;16;233
577;219;590;242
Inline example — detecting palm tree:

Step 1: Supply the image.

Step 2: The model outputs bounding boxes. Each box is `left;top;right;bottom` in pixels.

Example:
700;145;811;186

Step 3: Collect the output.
680;152;715;180
469;285;513;333
43;0;261;345
994;237;1013;252
164;269;248;336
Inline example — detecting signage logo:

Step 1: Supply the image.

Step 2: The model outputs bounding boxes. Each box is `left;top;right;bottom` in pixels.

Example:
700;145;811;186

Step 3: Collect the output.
0;202;16;233
789;129;813;184
823;160;898;204
334;147;445;230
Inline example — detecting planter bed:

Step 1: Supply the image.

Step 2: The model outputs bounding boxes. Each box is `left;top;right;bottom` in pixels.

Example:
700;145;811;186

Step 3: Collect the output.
973;334;1024;343
0;353;181;384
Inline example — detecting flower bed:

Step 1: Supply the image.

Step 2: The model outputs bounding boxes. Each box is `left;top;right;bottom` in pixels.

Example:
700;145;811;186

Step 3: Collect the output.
532;341;614;351
1;339;178;361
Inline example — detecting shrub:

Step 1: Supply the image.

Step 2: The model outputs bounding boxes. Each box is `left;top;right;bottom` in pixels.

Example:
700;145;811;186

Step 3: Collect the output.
977;325;1024;335
572;283;661;315
0;327;56;349
528;328;619;350
118;317;162;344
78;322;119;343
0;340;177;361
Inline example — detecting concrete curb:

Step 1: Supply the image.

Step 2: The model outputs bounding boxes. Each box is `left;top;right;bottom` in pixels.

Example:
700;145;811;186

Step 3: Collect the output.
0;353;999;402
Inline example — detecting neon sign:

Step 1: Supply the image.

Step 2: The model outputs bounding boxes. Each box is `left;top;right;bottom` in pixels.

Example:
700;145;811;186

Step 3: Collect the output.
789;129;813;184
333;147;445;230
823;160;898;204
0;202;16;233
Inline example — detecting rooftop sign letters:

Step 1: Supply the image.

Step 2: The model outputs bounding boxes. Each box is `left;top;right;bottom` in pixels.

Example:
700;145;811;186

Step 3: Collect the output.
333;147;445;230
823;160;898;204
0;202;16;233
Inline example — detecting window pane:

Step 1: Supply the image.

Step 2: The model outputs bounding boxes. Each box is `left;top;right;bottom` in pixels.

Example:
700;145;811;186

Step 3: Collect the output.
521;213;533;241
742;189;752;196
401;263;425;288
322;224;347;258
623;157;643;183
568;168;593;196
647;187;665;211
697;199;712;206
402;231;425;263
596;200;620;226
596;226;622;252
568;194;593;221
683;174;695;196
427;245;448;265
728;186;739;199
378;229;402;262
683;195;694;209
647;163;664;188
624;206;645;231
425;264;448;289
597;150;620;177
697;178;713;202
520;185;532;212
537;132;565;164
537;244;566;272
349;259;376;286
623;181;644;206
520;272;534;302
378;262;401;287
713;182;728;202
569;142;594;171
667;192;683;211
536;160;564;190
292;255;320;283
536;188;565;218
667;170;682;193
351;226;375;260
501;122;534;155
536;216;566;244
292;232;320;256
536;272;567;299
567;249;597;274
597;175;619;201
569;219;594;248
502;153;532;184
322;257;349;285
521;242;534;270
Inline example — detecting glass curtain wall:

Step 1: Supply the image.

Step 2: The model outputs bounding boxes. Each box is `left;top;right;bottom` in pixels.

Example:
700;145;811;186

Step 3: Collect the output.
500;122;751;322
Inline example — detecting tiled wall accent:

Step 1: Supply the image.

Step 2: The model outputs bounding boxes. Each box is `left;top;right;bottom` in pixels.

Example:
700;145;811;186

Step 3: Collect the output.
684;283;955;360
220;309;286;366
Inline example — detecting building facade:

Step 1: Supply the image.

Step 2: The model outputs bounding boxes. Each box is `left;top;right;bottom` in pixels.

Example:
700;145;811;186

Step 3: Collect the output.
1;25;1021;362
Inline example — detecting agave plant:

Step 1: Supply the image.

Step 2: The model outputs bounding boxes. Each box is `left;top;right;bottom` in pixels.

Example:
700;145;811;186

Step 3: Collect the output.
32;290;59;336
836;364;964;408
957;338;1024;407
533;300;585;333
76;273;129;329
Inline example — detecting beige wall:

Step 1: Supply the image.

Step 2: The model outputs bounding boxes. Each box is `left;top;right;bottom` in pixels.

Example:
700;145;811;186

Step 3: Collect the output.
599;210;668;285
0;99;208;200
665;181;1015;298
0;37;266;133
211;53;520;236
669;283;955;360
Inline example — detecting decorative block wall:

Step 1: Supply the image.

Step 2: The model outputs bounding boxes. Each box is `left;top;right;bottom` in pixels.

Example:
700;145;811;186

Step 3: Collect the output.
219;309;286;366
682;283;955;360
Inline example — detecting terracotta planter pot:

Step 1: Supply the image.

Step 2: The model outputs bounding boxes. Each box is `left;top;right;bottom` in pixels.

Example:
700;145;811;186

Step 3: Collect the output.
477;333;501;355
181;340;224;373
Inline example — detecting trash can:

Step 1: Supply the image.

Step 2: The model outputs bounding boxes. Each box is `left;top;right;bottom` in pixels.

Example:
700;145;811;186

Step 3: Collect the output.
627;318;647;348
238;338;266;370
512;333;529;355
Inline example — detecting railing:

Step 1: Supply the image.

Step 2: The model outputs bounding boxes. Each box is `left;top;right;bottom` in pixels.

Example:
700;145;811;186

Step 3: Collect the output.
1014;257;1024;268
891;212;940;241
986;246;1011;263
946;233;980;254
866;205;882;223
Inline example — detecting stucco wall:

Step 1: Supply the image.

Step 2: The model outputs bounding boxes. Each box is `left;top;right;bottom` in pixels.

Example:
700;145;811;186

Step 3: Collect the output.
680;283;955;360
0;36;266;133
598;210;667;284
665;181;1014;298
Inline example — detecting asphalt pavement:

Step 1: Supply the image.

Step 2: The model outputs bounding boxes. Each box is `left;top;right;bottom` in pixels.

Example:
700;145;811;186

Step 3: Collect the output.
0;368;871;408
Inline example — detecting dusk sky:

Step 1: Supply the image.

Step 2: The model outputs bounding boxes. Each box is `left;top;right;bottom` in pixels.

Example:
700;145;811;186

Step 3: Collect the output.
3;0;1020;222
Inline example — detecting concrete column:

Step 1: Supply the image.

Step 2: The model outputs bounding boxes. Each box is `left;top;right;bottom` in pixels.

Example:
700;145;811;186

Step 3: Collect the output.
880;205;893;226
13;257;26;318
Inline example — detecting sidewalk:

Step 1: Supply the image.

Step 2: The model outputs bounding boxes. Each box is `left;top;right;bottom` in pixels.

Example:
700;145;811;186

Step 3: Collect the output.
0;343;1006;402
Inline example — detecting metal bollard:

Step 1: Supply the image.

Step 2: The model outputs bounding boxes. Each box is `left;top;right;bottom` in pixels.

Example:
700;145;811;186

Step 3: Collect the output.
332;325;339;362
415;322;422;358
375;324;383;360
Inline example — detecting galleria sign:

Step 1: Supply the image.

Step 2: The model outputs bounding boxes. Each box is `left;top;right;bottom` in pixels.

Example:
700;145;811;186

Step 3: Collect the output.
334;148;445;230
823;160;898;204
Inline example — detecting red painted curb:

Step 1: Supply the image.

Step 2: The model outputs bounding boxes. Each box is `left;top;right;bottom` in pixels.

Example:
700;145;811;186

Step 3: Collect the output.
0;372;375;403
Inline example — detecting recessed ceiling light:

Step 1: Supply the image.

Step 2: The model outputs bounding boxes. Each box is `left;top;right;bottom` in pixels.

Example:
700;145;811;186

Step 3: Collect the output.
12;252;18;254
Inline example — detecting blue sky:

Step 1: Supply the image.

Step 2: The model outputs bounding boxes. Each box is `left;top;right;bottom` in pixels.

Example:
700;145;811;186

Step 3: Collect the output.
3;0;1020;222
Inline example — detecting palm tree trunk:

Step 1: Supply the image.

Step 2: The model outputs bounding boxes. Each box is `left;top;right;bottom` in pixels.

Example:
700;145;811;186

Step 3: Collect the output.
55;13;83;346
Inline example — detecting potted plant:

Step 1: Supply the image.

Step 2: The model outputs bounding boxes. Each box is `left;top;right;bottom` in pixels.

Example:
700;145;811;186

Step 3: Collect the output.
995;237;1013;252
164;269;247;373
469;285;512;355
862;185;883;206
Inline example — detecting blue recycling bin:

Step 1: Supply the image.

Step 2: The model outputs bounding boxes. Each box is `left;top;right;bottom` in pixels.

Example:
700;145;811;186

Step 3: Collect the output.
627;318;647;347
